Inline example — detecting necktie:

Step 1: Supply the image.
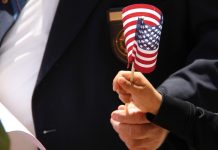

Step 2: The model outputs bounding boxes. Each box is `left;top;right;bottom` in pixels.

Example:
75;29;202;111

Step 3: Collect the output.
0;0;27;42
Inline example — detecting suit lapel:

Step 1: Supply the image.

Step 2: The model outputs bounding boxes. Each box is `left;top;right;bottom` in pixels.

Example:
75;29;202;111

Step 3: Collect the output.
36;0;99;85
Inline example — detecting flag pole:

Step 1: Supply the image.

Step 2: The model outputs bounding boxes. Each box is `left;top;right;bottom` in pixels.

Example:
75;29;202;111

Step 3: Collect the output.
130;62;135;83
125;62;135;114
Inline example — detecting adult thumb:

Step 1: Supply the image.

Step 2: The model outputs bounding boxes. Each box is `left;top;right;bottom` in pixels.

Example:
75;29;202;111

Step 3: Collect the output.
118;77;134;93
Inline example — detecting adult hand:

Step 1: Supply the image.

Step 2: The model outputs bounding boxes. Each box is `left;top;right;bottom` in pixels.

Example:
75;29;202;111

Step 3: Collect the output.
113;71;162;115
110;104;168;150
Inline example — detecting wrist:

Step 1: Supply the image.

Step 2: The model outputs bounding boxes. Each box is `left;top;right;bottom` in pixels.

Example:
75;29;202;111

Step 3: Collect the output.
150;91;163;115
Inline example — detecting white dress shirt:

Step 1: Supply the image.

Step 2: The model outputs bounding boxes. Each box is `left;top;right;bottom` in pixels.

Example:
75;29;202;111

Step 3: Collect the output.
0;0;59;149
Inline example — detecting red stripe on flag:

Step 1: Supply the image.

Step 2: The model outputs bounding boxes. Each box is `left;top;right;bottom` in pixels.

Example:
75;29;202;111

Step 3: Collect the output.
135;56;157;65
134;63;156;73
123;21;138;30
122;12;160;26
123;12;160;22
136;48;158;57
122;4;162;15
125;37;134;47
124;29;135;38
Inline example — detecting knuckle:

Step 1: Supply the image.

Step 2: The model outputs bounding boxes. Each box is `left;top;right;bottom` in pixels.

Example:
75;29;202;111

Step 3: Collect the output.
119;94;126;102
119;95;130;103
118;70;124;75
131;111;146;122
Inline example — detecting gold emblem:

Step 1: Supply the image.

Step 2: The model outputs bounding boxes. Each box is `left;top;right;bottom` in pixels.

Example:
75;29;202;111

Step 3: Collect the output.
2;0;8;4
108;8;128;64
113;29;127;63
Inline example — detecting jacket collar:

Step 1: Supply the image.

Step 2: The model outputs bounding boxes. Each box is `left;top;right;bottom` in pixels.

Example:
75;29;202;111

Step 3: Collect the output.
36;0;99;85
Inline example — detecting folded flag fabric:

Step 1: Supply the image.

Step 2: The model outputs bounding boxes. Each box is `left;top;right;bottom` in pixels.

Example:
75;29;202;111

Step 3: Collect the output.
133;17;162;73
122;4;163;73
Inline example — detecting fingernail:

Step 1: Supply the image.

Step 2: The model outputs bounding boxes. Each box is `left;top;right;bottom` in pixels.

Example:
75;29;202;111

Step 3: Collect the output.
111;113;118;120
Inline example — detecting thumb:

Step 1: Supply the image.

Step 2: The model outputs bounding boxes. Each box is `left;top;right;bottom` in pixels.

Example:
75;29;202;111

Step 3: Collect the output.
118;77;134;93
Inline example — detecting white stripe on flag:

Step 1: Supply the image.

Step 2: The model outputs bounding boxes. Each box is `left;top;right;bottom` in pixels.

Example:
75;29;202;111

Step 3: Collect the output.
135;59;157;68
125;33;135;43
135;52;158;61
126;41;134;50
124;25;136;36
128;50;133;57
123;16;159;27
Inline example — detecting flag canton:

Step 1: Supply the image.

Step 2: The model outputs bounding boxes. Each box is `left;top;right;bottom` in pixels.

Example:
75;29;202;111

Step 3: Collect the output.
135;18;162;51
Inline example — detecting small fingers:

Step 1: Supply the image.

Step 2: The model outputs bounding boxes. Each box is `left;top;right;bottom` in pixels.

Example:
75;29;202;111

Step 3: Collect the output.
113;71;130;91
118;105;125;110
111;109;148;124
110;118;150;139
118;93;131;103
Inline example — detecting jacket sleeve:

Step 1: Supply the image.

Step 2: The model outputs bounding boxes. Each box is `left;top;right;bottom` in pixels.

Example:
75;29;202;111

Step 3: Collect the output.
157;59;218;111
154;0;218;149
150;95;218;150
157;0;218;112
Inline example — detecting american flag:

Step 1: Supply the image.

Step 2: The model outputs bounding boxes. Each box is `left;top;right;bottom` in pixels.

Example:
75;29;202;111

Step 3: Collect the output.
133;18;162;73
122;4;163;72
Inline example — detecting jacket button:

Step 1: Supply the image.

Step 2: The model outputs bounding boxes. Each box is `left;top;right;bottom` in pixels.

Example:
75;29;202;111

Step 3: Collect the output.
43;129;56;135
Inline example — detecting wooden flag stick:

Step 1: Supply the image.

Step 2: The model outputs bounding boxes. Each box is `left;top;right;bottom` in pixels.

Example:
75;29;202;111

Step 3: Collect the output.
126;62;135;114
130;62;135;83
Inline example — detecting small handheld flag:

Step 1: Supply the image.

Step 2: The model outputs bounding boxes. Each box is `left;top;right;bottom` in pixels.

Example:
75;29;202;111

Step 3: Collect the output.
122;4;163;79
121;4;163;112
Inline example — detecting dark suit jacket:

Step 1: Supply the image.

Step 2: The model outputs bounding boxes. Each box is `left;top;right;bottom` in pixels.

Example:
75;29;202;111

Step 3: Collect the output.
31;0;218;149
